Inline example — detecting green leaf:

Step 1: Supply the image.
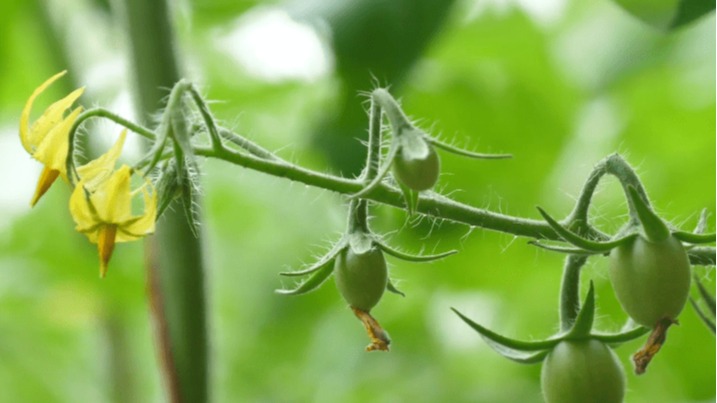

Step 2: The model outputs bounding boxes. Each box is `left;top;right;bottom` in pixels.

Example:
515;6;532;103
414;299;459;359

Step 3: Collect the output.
275;259;336;296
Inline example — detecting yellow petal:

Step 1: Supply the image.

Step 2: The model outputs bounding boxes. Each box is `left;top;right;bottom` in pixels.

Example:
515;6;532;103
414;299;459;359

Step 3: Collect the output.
97;224;118;278
20;71;84;153
32;106;83;177
77;130;127;191
69;180;100;234
28;87;84;147
117;181;157;242
30;167;60;207
91;165;133;223
20;71;66;153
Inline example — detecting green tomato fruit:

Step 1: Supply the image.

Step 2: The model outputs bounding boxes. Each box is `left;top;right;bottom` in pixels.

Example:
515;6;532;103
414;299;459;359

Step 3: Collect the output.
334;245;388;311
611;0;714;30
541;340;625;403
392;143;440;191
609;235;690;327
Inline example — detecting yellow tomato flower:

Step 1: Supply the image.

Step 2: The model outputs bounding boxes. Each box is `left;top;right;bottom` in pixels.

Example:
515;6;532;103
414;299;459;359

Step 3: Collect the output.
70;164;157;278
20;71;85;206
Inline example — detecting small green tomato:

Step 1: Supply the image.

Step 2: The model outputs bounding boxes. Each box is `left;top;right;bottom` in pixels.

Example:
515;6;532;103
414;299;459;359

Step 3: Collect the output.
609;235;690;327
334;245;388;311
392;140;440;191
541;340;625;403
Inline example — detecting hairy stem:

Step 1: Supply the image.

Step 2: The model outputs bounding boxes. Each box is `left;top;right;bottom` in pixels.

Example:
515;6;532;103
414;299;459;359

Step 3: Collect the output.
559;255;589;332
200;145;555;238
567;153;650;234
120;0;209;402
365;96;383;181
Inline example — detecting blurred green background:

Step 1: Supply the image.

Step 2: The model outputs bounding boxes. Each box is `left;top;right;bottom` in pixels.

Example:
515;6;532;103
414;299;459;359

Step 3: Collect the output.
0;0;714;402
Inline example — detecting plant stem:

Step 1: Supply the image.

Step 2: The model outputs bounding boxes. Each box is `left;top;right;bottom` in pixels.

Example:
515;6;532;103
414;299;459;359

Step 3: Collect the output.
200;145;556;238
559;255;588;332
365;96;382;181
120;1;208;402
195;146;714;265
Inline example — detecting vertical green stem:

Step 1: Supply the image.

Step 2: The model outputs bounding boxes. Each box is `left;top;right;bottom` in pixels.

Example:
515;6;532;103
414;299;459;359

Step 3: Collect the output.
348;199;370;233
365;98;382;181
559;255;588;332
119;1;208;402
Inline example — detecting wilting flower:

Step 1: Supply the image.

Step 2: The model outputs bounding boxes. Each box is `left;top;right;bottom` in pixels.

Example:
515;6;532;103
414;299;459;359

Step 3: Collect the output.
20;71;84;206
70;159;157;278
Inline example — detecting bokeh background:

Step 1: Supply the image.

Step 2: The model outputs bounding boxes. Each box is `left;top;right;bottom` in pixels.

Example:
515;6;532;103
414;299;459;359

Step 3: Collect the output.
0;0;714;402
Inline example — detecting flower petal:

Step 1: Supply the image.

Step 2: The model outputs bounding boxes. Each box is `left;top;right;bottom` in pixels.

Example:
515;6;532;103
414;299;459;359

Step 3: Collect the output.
70;180;101;234
20;71;84;153
98;224;117;278
91;165;133;223
117;181;157;242
77;130;127;191
20;71;66;153
32;106;83;177
30;167;60;206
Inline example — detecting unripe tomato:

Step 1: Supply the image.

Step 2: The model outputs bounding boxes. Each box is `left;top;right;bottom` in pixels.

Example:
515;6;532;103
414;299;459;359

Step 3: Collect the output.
541;340;625;403
609;235;690;327
334;245;388;311
392;143;440;191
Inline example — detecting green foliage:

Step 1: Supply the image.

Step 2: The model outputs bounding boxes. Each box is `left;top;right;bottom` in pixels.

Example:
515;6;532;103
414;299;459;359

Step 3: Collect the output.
0;0;714;402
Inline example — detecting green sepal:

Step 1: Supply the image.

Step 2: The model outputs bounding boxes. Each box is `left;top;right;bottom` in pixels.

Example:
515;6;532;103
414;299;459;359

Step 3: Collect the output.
398;130;432;159
348;231;375;255
279;241;346;277
378;242;457;262
451;308;561;352
528;240;602;256
275;259;335;296
626;186;670;242
427;137;512;160
386;279;405;297
591;326;650;346
565;282;595;340
169;97;195;160
154;160;181;218
694;275;716;315
486;348;550;364
537;207;637;252
398;180;419;216
689;298;716;333
351;142;398;199
672;231;716;245
172;140;201;239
